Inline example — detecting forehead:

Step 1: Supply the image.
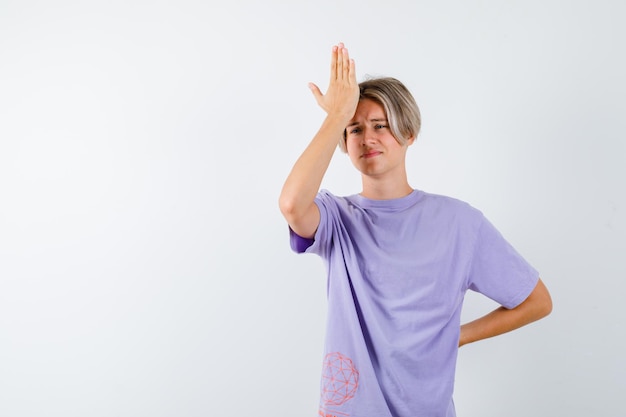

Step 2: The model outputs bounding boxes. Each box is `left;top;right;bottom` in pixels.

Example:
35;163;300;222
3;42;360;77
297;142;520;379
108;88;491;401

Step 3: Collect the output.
350;98;386;122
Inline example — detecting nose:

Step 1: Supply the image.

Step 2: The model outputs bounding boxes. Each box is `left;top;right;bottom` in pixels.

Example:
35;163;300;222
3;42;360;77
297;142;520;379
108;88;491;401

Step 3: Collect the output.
361;126;378;145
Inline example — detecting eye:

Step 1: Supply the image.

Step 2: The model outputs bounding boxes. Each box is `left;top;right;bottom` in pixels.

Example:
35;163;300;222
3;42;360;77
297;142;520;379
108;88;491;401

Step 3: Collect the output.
349;127;362;135
375;124;388;130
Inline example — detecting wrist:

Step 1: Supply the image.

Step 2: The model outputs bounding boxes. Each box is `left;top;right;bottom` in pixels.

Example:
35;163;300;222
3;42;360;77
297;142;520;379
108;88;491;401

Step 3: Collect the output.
324;112;352;127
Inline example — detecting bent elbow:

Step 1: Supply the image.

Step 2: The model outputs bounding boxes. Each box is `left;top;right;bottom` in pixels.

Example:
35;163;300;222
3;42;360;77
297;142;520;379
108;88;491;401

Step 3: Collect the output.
278;193;319;239
278;194;298;221
541;292;553;318
278;194;310;228
535;279;553;319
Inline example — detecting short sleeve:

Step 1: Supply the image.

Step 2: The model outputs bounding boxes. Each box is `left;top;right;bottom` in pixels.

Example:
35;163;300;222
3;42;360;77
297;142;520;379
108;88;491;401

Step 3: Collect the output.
467;216;539;309
289;228;315;253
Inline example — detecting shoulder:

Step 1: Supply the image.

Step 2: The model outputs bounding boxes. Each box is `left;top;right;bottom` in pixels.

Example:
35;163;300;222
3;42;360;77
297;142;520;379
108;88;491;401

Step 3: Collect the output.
316;189;356;211
416;190;483;219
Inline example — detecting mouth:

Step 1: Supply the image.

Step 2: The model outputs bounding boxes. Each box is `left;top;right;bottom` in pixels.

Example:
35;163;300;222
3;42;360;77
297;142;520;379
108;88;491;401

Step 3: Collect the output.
361;150;382;159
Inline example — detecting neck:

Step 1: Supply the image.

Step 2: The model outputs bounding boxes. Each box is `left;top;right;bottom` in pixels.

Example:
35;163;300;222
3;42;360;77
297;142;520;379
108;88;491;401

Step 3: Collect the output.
360;174;413;200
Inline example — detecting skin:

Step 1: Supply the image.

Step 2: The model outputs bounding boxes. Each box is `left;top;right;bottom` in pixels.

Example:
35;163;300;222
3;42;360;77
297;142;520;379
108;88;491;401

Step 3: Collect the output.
278;43;552;347
278;42;359;239
344;98;415;200
459;279;552;346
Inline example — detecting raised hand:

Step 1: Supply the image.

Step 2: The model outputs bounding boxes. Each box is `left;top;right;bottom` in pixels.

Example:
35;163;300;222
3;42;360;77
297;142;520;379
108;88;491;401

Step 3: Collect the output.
308;43;360;120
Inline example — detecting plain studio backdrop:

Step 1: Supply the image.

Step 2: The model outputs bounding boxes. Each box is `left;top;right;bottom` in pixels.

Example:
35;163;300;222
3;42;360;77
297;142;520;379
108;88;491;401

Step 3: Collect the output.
1;1;624;416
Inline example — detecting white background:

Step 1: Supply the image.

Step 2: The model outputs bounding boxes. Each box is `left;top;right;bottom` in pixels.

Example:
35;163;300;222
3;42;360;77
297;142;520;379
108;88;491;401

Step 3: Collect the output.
1;0;625;416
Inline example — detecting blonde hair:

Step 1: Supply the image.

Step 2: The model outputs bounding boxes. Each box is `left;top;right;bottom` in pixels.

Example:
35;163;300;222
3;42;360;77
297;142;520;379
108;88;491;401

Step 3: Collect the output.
339;77;421;153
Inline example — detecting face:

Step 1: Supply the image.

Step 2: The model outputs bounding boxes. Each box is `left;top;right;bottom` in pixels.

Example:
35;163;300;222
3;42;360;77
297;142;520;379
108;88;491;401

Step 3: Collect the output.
345;99;414;179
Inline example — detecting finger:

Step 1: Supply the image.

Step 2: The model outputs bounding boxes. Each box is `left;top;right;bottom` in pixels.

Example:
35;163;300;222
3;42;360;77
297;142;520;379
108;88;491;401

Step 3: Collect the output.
341;47;350;80
335;45;344;80
348;58;357;84
330;45;338;81
308;82;323;103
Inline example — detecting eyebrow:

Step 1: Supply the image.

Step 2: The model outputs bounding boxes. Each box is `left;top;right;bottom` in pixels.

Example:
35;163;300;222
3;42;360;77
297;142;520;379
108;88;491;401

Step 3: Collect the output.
346;118;388;128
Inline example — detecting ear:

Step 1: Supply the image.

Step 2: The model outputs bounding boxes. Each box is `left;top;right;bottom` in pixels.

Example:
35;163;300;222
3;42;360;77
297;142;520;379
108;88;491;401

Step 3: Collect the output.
406;135;416;146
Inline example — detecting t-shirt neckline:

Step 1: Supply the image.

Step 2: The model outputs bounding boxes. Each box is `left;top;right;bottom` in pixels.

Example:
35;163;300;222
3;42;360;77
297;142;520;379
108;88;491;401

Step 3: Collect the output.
349;189;422;210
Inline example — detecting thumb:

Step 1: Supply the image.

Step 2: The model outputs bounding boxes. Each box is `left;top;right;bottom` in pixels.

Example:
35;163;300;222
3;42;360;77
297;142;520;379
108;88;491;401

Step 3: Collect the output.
308;82;323;103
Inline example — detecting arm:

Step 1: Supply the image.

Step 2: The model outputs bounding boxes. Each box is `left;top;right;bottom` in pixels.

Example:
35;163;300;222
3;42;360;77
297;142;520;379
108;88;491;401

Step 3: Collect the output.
278;43;360;238
459;278;552;347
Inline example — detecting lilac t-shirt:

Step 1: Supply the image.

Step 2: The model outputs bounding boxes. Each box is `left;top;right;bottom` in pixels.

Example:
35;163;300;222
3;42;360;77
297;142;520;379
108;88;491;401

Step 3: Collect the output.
290;189;539;417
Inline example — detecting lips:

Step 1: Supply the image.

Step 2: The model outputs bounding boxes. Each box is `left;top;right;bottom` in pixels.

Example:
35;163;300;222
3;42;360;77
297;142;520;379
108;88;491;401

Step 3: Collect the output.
362;150;382;159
